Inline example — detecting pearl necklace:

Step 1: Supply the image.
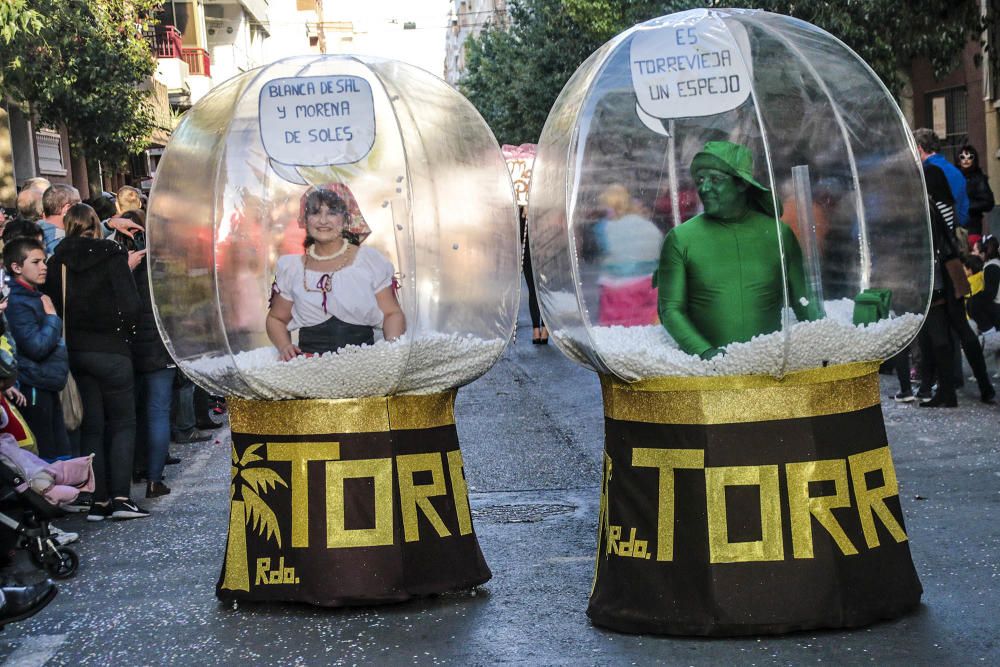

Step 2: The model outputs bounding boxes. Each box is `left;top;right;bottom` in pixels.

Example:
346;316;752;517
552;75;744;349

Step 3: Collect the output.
307;242;349;261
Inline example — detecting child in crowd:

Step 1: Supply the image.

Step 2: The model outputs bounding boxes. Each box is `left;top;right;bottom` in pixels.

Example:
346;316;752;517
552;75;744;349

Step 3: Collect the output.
964;255;993;334
2;238;71;459
0;293;32;449
1;219;44;247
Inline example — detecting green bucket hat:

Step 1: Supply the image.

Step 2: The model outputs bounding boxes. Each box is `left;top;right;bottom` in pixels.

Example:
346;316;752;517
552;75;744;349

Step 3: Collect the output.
690;141;779;217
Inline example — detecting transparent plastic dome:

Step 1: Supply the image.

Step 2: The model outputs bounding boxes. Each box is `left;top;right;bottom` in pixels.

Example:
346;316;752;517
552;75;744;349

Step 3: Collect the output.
528;8;932;380
148;55;519;399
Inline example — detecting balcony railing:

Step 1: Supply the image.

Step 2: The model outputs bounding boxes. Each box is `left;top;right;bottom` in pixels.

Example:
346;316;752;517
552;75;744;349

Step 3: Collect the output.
147;25;211;77
181;48;211;77
149;25;183;59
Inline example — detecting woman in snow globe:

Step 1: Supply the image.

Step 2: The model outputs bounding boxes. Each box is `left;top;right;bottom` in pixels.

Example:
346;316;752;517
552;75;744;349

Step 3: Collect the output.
266;184;405;361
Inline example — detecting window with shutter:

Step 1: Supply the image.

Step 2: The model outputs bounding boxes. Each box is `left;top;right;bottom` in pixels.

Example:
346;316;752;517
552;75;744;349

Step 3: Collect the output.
35;129;67;176
925;86;968;162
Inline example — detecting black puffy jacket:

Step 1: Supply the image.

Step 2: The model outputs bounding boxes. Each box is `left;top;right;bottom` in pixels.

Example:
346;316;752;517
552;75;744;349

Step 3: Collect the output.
45;236;140;358
965;170;995;234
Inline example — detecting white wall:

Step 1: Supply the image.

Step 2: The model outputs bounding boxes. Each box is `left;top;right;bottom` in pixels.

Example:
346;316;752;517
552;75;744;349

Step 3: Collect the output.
177;0;455;78
261;0;450;77
207;4;270;85
263;0;317;62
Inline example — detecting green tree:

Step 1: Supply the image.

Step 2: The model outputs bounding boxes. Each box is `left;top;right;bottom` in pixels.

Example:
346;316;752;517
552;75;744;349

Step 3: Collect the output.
737;0;982;93
461;0;693;145
0;0;43;44
986;0;1000;98
0;0;160;166
461;0;982;144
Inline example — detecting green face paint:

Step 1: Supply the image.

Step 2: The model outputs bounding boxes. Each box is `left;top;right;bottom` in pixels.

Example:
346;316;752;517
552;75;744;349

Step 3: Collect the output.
695;168;749;220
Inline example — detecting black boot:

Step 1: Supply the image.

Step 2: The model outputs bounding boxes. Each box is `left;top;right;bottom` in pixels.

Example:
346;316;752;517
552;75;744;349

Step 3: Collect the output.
146;481;171;498
919;393;958;408
0;580;57;627
195;416;220;430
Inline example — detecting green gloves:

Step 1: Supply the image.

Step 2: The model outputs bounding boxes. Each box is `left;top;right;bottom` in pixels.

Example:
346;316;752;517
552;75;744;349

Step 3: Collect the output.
852;289;893;326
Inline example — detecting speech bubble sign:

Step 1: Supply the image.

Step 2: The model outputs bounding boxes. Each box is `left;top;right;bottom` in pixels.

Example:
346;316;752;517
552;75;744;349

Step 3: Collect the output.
267;159;309;185
630;19;751;120
635;103;670;136
259;75;376;168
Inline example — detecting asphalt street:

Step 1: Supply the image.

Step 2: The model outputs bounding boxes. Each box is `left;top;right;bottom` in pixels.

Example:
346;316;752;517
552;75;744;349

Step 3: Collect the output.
0;285;997;666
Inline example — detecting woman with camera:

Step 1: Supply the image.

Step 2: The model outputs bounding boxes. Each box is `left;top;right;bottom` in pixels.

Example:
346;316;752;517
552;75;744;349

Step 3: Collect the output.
45;203;146;520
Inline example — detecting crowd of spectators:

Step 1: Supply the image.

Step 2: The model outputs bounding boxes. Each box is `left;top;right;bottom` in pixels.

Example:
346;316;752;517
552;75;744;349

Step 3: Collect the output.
0;180;221;537
892;130;999;407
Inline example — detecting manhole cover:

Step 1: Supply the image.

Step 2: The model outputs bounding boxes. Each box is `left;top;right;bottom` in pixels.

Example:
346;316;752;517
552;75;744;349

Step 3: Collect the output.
473;503;576;524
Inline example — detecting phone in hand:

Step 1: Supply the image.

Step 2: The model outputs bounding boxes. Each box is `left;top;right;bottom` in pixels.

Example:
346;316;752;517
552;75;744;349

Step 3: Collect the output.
115;230;146;253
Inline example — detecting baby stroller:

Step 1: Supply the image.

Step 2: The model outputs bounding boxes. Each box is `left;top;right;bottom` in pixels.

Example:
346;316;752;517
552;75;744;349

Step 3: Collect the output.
0;435;93;579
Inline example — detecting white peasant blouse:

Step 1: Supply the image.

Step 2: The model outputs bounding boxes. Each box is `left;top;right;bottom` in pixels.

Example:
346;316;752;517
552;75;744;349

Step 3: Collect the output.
272;246;395;331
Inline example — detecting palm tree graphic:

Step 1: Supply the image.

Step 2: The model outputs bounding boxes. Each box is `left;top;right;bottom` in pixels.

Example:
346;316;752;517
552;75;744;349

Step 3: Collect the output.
222;443;288;591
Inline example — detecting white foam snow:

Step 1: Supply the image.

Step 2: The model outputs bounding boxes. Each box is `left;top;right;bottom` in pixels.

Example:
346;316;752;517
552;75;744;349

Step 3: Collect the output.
185;332;506;399
554;298;922;379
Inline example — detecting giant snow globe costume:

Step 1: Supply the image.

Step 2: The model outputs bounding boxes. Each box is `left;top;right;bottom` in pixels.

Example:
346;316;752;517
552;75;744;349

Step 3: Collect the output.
147;55;518;606
529;9;926;635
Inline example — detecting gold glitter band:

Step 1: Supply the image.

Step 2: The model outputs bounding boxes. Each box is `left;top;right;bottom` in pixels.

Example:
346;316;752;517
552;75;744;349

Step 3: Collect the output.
388;392;456;431
601;362;881;425
229;391;457;435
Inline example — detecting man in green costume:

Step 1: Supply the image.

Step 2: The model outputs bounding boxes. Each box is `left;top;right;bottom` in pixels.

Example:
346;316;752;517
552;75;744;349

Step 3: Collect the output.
656;141;820;359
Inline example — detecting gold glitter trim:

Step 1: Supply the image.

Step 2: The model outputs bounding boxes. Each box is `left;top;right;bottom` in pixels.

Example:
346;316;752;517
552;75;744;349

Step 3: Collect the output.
220;500;249;591
229;391;456;435
601;362;881;425
397;453;451;542
326;458;394;548
388;391;456;431
848;446;908;548
268;442;341;548
786;459;858;558
706;465;785;563
632;448;705;562
447;450;473;536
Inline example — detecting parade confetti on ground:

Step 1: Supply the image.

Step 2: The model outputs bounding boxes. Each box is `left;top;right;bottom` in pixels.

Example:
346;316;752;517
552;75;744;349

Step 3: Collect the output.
185;332;507;399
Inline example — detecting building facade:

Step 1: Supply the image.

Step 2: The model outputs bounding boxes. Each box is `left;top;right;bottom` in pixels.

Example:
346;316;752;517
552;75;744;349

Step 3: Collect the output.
908;41;988;165
444;0;508;85
907;30;1000;230
138;0;309;191
0;103;87;209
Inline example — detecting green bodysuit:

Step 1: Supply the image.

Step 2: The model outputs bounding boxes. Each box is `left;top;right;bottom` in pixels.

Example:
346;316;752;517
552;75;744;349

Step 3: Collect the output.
656;210;819;357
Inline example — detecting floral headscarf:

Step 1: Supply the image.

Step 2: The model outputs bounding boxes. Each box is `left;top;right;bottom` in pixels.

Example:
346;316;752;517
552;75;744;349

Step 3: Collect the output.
298;183;372;244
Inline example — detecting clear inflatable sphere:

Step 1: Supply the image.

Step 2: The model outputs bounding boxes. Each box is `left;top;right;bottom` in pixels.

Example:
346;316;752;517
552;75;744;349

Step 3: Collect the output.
148;55;519;399
528;8;932;379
